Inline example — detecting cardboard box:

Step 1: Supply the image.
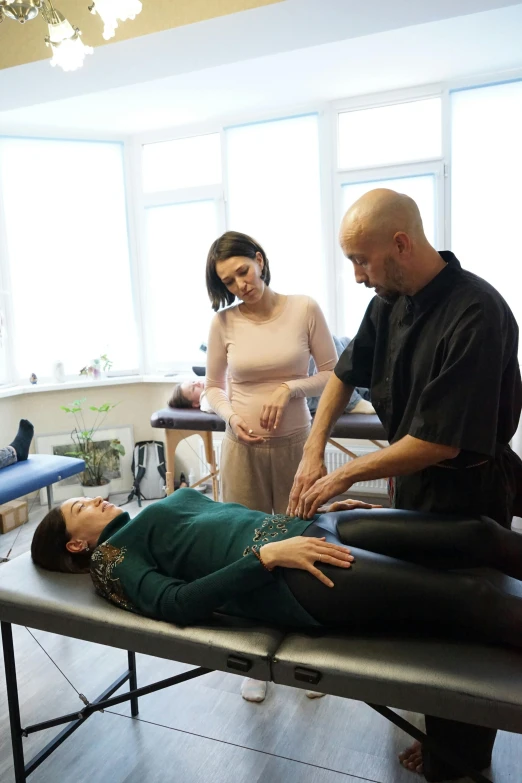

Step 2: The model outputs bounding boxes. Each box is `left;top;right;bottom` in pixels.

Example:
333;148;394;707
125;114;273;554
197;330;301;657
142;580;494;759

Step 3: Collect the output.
0;500;28;535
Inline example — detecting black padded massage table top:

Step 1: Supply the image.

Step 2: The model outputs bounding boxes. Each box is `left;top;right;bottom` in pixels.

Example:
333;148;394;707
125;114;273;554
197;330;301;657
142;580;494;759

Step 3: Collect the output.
1;553;522;734
151;408;387;440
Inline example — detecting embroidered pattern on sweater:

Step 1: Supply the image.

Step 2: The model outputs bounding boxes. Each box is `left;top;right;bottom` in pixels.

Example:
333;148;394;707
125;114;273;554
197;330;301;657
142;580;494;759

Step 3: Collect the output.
243;515;295;556
90;543;137;612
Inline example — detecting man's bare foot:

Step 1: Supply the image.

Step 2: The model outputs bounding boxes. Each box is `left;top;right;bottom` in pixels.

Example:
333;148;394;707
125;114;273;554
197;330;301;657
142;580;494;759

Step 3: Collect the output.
399;741;423;774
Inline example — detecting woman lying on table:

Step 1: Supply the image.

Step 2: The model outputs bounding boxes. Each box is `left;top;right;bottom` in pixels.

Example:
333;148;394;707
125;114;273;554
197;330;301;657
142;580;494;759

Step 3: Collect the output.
31;488;522;646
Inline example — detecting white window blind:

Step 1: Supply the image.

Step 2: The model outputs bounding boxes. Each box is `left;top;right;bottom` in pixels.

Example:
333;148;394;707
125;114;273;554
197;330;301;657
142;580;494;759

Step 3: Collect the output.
226;114;328;315
143;200;220;369
338;98;442;170
0;137;138;381
451;80;522;329
142;133;222;193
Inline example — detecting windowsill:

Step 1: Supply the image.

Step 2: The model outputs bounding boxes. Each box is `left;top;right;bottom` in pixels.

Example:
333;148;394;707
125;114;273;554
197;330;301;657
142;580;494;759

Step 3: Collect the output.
0;374;186;400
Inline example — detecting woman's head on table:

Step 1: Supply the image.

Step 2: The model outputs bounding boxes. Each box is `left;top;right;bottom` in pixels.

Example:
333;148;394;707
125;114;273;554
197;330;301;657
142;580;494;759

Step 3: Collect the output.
168;380;205;409
206;230;271;312
31;496;123;574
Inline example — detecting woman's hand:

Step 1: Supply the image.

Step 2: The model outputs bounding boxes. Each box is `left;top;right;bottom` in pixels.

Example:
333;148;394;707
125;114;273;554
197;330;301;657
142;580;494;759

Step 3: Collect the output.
260;384;292;432
229;414;266;444
317;499;383;513
287;453;327;516
259;536;354;588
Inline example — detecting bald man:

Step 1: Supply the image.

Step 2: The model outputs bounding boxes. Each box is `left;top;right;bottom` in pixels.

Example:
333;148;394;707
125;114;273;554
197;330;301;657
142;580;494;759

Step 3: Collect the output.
288;189;522;781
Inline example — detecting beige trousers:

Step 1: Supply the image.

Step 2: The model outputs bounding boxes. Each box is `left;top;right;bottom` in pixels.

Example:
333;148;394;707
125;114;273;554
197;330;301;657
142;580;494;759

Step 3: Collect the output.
220;427;310;514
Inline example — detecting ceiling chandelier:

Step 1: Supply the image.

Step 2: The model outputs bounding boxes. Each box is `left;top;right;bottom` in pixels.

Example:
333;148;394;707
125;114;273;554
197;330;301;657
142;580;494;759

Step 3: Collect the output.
0;0;143;71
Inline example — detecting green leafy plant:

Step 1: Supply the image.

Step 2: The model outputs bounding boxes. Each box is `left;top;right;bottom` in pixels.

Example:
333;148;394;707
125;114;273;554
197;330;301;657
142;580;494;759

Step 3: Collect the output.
60;398;125;487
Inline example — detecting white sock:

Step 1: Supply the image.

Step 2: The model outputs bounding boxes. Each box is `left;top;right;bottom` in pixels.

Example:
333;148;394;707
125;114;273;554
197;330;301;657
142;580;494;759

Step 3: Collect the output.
305;690;326;699
241;678;267;702
349;399;375;414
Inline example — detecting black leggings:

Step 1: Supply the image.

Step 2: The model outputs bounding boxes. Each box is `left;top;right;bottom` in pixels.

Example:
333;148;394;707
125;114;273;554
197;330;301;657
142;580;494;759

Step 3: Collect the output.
283;509;522;647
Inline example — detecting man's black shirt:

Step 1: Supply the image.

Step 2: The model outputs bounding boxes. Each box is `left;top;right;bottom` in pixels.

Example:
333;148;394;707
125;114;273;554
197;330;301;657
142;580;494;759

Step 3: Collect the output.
335;251;522;525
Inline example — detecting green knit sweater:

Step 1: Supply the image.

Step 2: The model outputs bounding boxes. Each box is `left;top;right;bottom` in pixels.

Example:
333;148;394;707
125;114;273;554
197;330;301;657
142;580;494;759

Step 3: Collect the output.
90;488;320;627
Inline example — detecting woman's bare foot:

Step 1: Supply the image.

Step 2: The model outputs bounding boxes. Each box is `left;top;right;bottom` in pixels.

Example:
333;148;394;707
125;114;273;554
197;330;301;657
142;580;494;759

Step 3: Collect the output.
399;741;423;774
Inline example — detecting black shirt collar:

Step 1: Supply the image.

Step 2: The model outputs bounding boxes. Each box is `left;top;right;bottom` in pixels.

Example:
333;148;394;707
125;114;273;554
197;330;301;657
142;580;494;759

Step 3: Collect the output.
406;251;462;314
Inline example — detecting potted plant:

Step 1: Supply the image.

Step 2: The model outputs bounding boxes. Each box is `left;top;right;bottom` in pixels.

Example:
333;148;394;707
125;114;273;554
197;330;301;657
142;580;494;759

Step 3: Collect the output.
60;398;125;500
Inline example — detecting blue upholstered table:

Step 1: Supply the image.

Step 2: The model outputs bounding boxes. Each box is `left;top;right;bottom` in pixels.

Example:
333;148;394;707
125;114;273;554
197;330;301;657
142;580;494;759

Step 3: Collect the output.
0;454;85;508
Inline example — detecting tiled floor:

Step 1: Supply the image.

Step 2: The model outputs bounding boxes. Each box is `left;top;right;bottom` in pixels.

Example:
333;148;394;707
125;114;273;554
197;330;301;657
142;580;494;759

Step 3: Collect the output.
0;495;521;782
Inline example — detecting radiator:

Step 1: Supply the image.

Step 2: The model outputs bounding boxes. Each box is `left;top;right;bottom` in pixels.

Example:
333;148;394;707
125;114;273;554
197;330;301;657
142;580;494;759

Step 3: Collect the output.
199;441;388;497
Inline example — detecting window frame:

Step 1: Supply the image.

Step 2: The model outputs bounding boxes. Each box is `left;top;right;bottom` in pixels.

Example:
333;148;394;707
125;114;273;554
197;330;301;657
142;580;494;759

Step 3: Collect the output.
136;111;337;373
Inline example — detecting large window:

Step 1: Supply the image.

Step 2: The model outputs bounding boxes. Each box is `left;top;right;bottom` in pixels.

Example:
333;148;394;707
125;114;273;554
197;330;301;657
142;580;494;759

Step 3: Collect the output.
141;133;224;371
142;133;221;193
451;79;522;458
141;116;327;372
4;78;521;392
451;80;522;329
336;97;442;338
143;200;220;369
338;98;442;170
226;114;327;313
0;137;138;382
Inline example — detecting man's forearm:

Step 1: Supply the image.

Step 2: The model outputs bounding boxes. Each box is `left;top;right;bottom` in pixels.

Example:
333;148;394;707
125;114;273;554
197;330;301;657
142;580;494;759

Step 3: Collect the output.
342;434;460;484
304;374;354;456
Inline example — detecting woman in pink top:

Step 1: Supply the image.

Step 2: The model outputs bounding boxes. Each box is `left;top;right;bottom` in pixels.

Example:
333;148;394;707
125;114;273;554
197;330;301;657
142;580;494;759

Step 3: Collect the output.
205;230;338;702
205;231;337;513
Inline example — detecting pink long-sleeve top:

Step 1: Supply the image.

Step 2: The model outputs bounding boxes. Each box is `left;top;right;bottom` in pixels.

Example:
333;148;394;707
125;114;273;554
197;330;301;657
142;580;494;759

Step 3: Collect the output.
205;295;337;438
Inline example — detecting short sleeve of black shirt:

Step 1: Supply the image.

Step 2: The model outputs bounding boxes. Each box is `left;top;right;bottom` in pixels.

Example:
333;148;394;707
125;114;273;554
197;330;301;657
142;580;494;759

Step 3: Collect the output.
409;300;514;456
335;299;376;389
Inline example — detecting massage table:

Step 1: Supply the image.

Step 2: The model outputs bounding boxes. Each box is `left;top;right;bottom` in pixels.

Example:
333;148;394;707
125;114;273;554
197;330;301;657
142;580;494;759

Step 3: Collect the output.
1;550;522;782
150;408;387;499
0;455;86;509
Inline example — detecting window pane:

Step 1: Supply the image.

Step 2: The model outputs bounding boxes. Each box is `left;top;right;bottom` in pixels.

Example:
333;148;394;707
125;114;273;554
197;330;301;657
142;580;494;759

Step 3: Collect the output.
0;138;138;380
144;200;219;368
340;174;436;337
0;299;8;385
338;98;442;169
451;80;522;331
142;134;221;193
226;115;327;313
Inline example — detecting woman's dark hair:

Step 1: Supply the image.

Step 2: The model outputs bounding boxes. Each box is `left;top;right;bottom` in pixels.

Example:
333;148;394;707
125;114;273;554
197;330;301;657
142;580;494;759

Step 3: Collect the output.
206;231;271;312
167;383;192;409
31;506;91;574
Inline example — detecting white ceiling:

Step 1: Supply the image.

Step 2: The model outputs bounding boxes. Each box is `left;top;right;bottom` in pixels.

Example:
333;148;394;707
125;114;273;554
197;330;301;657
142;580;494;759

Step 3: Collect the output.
0;0;521;135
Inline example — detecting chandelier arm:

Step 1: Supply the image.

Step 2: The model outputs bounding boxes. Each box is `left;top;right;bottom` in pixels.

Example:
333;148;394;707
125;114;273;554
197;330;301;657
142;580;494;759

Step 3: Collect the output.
39;0;61;26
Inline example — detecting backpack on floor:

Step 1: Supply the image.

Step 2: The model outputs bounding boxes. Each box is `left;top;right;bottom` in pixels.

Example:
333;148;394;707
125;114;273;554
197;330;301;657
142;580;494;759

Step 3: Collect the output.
126;441;166;507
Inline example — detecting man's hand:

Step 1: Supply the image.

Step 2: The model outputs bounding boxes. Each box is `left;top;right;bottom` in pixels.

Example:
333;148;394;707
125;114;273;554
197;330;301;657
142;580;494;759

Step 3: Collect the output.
296;467;354;519
287;453;327;516
229;414;266;444
259;536;354;588
260;384;292;432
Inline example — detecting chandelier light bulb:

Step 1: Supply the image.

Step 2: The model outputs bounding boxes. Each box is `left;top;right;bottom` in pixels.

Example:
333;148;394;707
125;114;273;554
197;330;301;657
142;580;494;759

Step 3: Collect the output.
45;14;93;71
89;0;142;41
